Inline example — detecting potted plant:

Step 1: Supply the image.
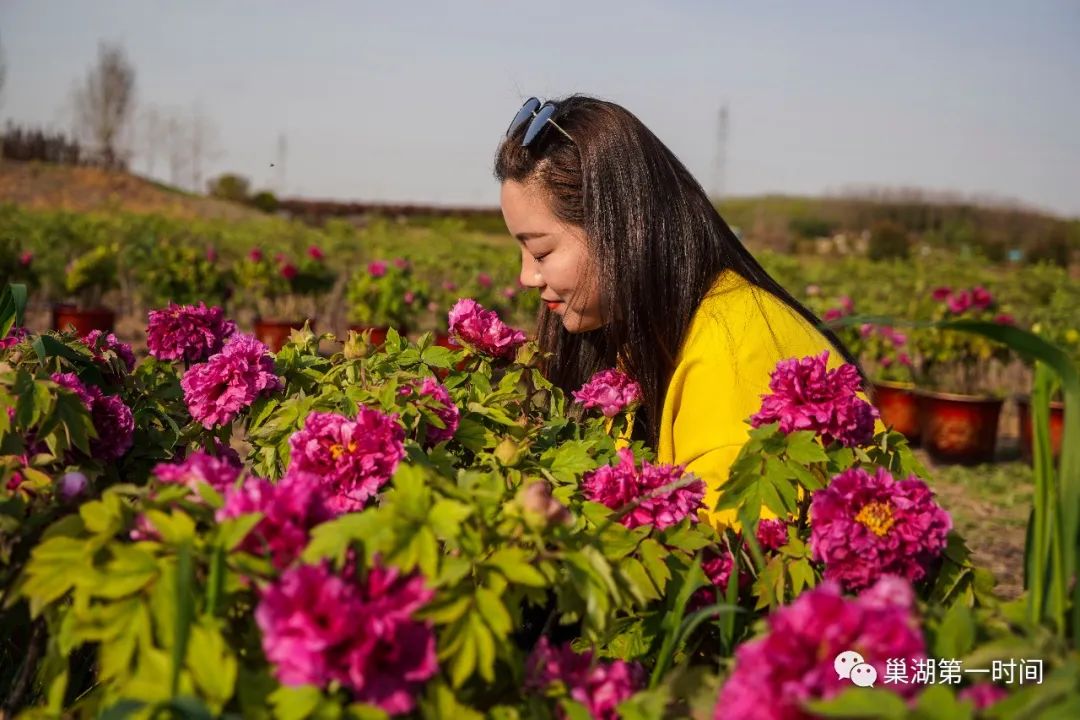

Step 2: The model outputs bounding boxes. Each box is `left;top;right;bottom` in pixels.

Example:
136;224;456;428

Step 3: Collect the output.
235;246;336;351
345;258;429;346
913;285;1015;464
136;242;232;309
54;244;120;335
860;323;920;444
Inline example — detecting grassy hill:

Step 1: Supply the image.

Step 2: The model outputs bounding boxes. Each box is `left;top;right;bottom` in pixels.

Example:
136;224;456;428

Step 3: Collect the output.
0;161;263;221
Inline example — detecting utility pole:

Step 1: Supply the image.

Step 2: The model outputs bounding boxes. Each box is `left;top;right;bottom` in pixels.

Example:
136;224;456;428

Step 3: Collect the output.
712;104;729;201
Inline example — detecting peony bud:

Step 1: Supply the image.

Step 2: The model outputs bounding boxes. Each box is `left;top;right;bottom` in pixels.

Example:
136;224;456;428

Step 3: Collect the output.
58;471;89;502
343;330;371;360
516;480;572;528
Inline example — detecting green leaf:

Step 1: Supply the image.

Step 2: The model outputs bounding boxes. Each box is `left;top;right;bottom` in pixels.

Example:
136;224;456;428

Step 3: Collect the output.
486;547;546;587
785;430;829;464
428;498;472;538
804;687;908;718
933;601;976;660
0;282;28;336
171;542;195;697
475;587;512;636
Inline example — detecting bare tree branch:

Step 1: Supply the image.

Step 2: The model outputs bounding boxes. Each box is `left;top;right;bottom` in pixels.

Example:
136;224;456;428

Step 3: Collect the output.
71;42;136;169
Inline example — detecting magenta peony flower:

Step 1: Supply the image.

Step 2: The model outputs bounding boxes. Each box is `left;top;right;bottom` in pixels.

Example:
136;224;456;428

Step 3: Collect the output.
147;302;237;363
217;470;335;569
368;260;388;277
441;280;457;292
716;577;926;719
572;368;643;418
19;250;33;267
181;333;281;428
280;263;298;280
248;248;264;262
994;313;1015;326
947;290;973;315
154;450;242;493
751;351;879;448
501;286;516;299
82;330;136;372
403;291;415;304
51;372;95;408
931;286;952;301
88;388;135;461
447;298;527;359
477;272;493;289
527;637;644;720
393;257;409;270
288;408;406;512
256;560;437;714
582;448;705;530
971;286;993;310
402;378;460;446
958;683;1008;710
756;518;789;551
810;466;952;592
307;245;325;261
206;246;218;263
0;326;28;350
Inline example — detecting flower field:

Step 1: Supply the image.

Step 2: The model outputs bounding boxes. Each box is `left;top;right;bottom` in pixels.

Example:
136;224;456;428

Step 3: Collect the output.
1;203;1079;718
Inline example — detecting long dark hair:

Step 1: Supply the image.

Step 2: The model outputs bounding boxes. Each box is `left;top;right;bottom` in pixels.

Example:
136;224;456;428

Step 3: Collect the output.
494;94;860;447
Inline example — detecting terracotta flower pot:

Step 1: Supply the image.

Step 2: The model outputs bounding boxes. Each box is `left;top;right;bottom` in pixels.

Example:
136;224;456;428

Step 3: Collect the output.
871;381;921;445
255;318;314;352
1016;396;1066;463
347;325;391;347
916;389;1003;465
52;304;115;335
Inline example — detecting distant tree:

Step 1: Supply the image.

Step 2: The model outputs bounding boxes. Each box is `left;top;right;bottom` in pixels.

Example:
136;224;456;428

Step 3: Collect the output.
207;173;251;202
867;220;910;261
249;190;280;213
71;42;136;169
0;33;7;108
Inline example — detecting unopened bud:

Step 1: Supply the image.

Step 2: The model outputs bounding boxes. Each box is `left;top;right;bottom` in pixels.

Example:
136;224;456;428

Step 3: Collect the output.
343;331;371;360
58;471;89;502
516;481;571;527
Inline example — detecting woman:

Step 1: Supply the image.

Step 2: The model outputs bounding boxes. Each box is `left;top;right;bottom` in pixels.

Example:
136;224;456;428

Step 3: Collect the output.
495;95;862;530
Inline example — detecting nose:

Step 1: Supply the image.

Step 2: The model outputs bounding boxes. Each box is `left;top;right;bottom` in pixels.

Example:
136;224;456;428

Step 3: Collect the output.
519;250;543;289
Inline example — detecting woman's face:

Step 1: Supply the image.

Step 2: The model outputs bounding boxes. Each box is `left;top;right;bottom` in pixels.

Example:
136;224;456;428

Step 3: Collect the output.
500;180;604;333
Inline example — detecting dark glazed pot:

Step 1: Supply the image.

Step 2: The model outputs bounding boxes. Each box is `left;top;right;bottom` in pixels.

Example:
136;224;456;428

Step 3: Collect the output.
1016;396;1065;463
916;389;1003;465
52;305;115;335
871;381;921;445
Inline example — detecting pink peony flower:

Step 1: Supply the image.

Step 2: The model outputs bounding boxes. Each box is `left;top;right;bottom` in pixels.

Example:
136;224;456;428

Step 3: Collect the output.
441;280;457;292
82;330;136;372
994;314;1015;326
280;263;298;281
402;378;460;447
447;298;527;359
931;286;952;301
248;248;264;262
19;250;33;267
368;260;388;278
288;409;406;512
716;577;926;719
0;326;28;350
147;302;237;363
572;368;643;418
502;286;516;299
947;290;973;315
822;308;844;322
393;257;409;270
88;388;135;461
477;272;493;289
751;351;879;448
756;518;789;551
810;466;952;592
217;471;334;569
307;245;325;261
971;286;993;310
527;637;644;720
958;683;1008;710
582;448;705;530
51;372;95;408
403;291;415;304
256;560;437;713
181;333;281;428
206;246;218;263
154;450;242;494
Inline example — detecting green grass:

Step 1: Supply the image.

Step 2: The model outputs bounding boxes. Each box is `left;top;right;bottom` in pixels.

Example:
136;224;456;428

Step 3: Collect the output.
927;458;1033;599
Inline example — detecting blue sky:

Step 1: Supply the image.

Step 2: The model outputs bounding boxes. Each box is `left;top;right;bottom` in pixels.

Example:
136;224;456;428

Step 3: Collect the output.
3;1;1079;216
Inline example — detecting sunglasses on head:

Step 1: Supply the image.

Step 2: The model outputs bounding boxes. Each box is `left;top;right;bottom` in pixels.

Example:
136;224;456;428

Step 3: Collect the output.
506;97;575;147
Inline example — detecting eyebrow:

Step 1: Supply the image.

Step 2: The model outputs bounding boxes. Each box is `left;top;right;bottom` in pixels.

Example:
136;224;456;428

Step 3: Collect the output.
514;232;548;243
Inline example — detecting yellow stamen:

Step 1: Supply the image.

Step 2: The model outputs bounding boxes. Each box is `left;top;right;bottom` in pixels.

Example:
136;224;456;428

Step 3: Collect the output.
855;501;895;537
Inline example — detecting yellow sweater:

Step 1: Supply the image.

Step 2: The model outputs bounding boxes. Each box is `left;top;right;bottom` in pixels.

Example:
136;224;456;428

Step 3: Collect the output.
653;270;851;530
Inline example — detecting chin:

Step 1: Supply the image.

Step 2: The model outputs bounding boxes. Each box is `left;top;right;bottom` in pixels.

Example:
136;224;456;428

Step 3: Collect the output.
561;313;603;334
